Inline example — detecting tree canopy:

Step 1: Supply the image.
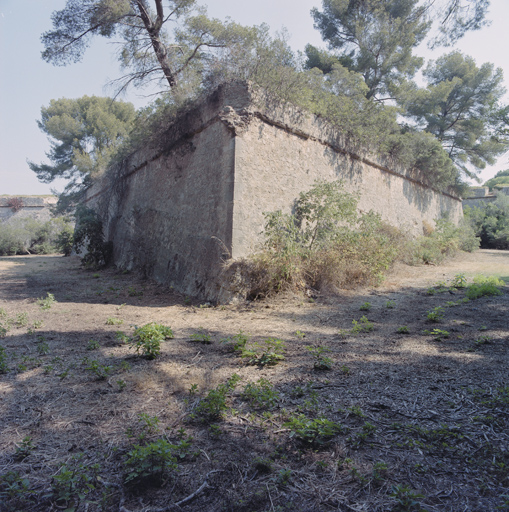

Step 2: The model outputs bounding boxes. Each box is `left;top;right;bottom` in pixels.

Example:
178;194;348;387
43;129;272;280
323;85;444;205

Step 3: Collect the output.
41;0;254;94
484;169;509;189
402;52;508;178
28;96;136;211
306;0;430;100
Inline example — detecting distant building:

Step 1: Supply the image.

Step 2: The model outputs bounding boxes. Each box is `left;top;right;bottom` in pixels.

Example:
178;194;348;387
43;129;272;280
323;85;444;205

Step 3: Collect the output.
462;187;509;209
0;196;57;223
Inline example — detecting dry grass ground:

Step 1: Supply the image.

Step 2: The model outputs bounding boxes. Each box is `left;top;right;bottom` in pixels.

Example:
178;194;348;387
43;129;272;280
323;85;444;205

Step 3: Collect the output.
0;251;508;512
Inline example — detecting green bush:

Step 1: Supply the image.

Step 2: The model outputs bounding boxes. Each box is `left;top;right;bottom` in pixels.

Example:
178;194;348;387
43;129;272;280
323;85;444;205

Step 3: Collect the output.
73;206;112;268
465;195;509;249
0;216;74;256
128;323;174;359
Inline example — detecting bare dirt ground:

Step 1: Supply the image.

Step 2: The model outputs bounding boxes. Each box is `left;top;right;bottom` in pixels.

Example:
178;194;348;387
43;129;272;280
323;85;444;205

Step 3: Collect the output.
0;250;508;512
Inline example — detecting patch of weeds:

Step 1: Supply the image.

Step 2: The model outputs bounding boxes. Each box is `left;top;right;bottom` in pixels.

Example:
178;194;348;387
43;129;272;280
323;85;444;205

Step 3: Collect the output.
0;346;9;373
128;323;174;359
308;345;333;370
87;339;100;350
359;301;372;311
92;273;100;278
242;378;280;410
294;330;306;338
396;326;410;334
0;471;34;509
127;286;143;297
115;331;128;343
190;374;241;422
242;337;286;366
52;454;100;511
372;461;388;483
475;335;492;346
15;312;29;327
426;306;444;322
106;317;123;325
14;436;35;461
253;457;273;474
275;468;292;487
350;316;374;334
116;379;127;391
220;330;250;353
82;358;113;380
284;414;343;447
470;386;509;408
422;328;449;341
190;328;212;344
340;364;351;375
452;273;467;288
36;340;50;355
386;300;396;308
466;275;504;300
37;292;56;310
124;438;178;487
347;421;377;449
347;405;366;418
390;484;426;511
118;360;131;372
0;324;7;338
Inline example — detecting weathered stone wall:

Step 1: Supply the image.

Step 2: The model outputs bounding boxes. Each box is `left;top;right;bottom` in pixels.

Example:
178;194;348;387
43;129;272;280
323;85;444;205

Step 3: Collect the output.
84;82;463;301
462;186;509;209
0;196;57;223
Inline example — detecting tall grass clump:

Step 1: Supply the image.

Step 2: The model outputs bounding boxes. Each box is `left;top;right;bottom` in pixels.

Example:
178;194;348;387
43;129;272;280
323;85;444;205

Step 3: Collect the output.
237;181;407;298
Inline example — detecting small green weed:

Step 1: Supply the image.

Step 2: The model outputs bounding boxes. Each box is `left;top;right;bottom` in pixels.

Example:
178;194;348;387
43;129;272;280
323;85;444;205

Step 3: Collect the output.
52;454;100;511
359;302;371;311
36;340;50;355
220;330;250;352
451;273;467;288
0;471;34;508
191;374;241;422
37;292;56;310
190;328;212;344
475;335;492;346
15;312;29;327
86;339;100;350
390;484;426;511
128;323;174;359
0;346;9;373
106;317;123;325
242;378;280;410
127;286;143;297
294;330;306;338
386;300;396;308
284;414;343;447
422;328;449;341
351;316;374;334
83;358;113;380
396;326;410;334
242;337;286;366
308;345;333;370
14;436;35;461
426;306;444;322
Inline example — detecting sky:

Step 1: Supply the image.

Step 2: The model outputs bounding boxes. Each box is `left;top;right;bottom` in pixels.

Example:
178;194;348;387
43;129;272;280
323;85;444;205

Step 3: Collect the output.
1;0;508;196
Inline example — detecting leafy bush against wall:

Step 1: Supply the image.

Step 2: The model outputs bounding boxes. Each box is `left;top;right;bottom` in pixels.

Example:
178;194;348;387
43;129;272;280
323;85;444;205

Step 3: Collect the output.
464;195;509;249
73;206;112;268
231;181;478;299
0;217;73;256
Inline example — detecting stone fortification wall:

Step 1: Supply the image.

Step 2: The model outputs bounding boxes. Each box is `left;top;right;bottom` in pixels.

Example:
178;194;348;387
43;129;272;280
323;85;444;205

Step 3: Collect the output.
84;82;463;301
463;186;509;209
0;196;57;223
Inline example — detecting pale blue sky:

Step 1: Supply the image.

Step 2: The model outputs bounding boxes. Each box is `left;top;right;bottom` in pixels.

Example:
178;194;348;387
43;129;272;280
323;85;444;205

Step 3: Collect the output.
1;0;508;195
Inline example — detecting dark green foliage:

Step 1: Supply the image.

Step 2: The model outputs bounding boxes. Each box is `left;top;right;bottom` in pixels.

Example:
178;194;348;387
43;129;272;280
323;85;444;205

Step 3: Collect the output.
402;52;508;179
465;196;509;249
241;378;280;409
308;0;429;100
284;414;343;447
0;216;73;256
72;206;112;268
28;96;136;213
124;439;178;487
465;275;504;300
191;374;240;422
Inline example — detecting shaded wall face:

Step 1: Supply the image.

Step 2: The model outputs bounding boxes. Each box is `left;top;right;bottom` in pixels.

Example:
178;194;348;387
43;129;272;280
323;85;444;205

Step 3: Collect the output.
231;118;463;257
0;197;57;223
91;121;236;299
